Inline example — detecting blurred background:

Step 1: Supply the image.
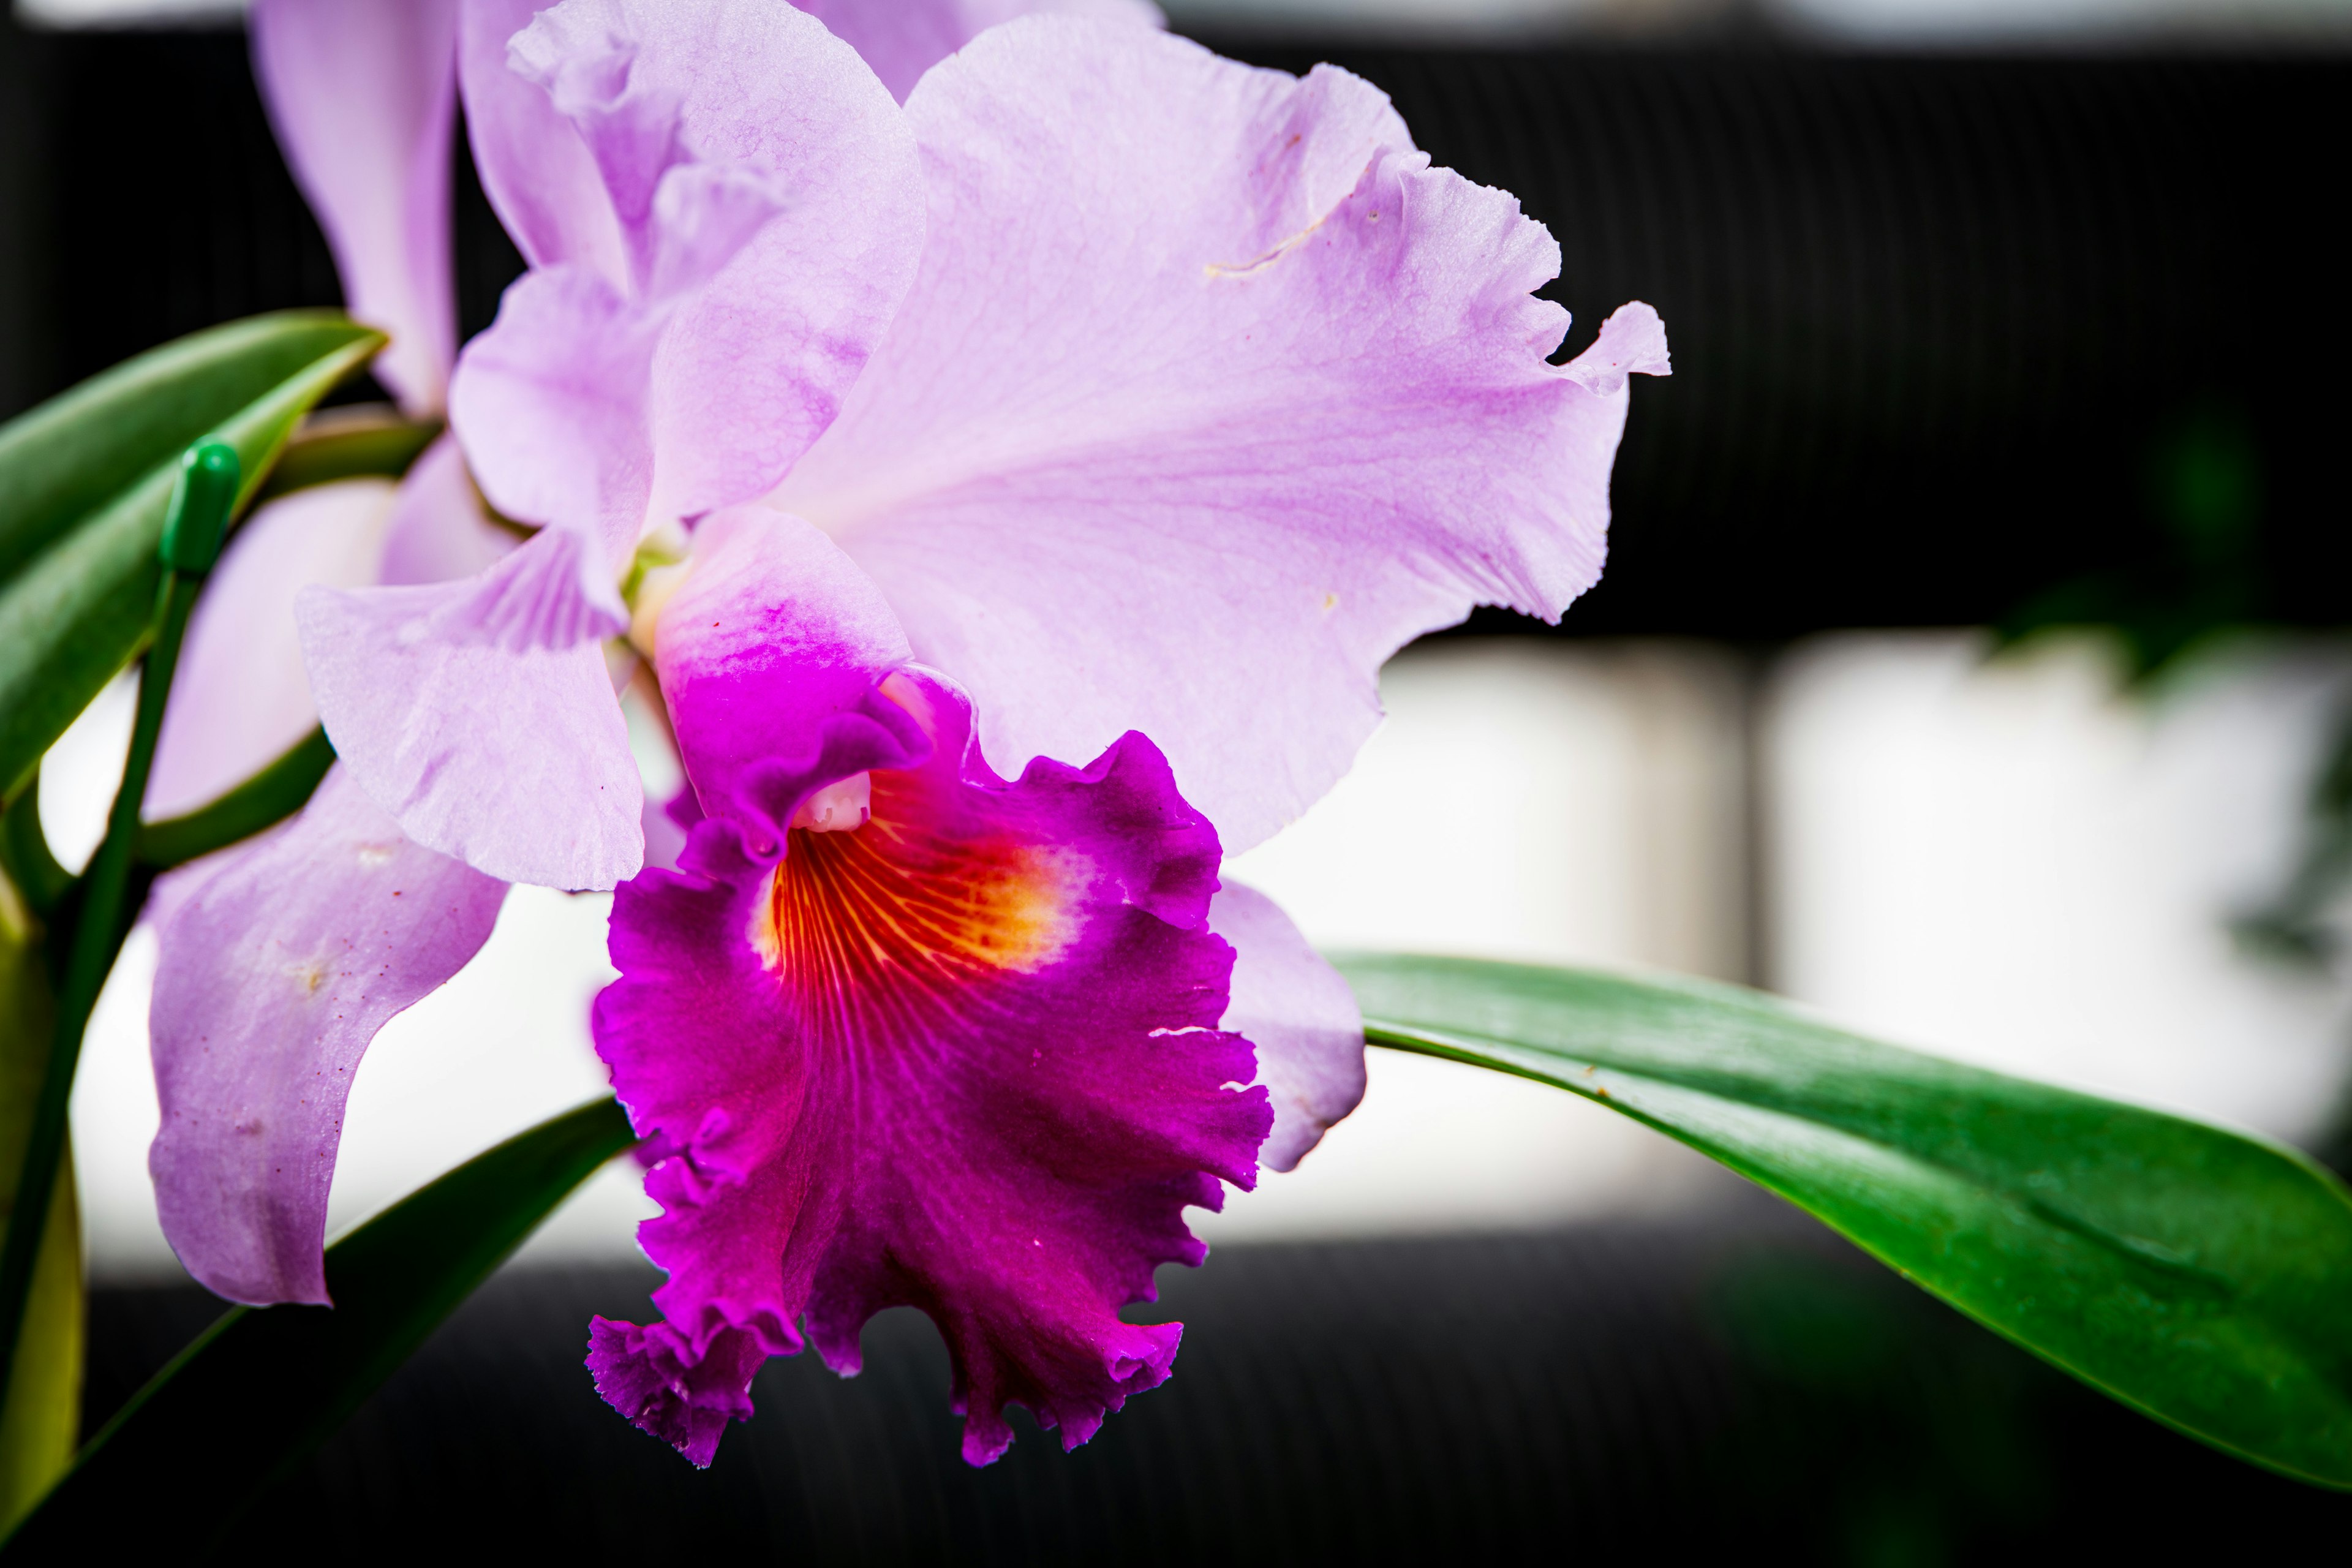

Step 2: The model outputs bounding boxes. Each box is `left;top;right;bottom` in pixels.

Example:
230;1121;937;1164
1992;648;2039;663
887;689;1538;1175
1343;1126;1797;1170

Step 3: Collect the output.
7;0;2352;1555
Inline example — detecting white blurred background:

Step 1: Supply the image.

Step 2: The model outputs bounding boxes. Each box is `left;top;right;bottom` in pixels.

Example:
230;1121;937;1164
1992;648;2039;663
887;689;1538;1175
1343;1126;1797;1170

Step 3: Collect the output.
48;628;2352;1278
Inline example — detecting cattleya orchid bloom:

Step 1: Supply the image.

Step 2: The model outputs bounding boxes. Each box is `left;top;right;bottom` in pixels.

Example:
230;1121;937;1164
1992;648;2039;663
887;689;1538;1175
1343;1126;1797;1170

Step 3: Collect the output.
140;0;1667;1468
146;0;1150;1306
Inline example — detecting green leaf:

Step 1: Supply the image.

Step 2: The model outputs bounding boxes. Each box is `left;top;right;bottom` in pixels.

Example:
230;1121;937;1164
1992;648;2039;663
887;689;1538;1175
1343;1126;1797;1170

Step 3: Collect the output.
254;407;440;503
0;781;69;921
0;312;383;805
1338;953;2352;1489
0;881;77;1536
3;1097;635;1558
0;313;380;586
134;726;334;870
0;1156;78;1542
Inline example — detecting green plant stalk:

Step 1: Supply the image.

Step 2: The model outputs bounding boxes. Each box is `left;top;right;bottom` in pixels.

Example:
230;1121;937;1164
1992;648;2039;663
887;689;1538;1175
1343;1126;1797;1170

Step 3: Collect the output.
0;442;234;1419
134;726;334;871
0;568;197;1412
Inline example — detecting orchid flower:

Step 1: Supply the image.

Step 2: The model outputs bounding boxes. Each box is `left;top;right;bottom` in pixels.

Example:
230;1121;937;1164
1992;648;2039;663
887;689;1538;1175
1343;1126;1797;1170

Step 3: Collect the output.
142;0;1102;1308
139;0;1667;1468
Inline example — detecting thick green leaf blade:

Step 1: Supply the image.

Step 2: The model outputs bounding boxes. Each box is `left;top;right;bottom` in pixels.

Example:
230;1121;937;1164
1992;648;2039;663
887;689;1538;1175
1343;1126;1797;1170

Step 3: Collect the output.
3;1097;635;1558
0;884;76;1536
1338;953;2352;1489
0;1156;78;1541
254;406;440;503
0;314;383;802
0;312;381;584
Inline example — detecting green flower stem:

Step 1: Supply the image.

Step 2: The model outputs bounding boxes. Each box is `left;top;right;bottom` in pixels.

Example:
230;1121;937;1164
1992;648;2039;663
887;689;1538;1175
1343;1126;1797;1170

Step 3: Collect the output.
133;726;334;872
0;443;236;1421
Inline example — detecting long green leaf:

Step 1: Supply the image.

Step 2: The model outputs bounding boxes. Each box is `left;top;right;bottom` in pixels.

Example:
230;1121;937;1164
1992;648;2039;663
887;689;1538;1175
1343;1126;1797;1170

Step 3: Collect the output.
2;1097;635;1558
0;312;381;585
0;884;75;1537
254;406;440;503
0;314;383;803
1338;952;2352;1490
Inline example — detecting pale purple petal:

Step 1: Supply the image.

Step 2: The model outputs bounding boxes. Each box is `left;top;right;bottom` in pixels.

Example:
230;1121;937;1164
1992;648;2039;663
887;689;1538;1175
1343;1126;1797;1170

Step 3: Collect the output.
450;265;655;569
792;0;1165;104
148;480;395;820
149;768;506;1305
774;20;1664;851
376;431;517;589
591;668;1262;1466
1209;882;1363;1172
296;527;643;891
459;0;629;279
1564;299;1672;395
251;0;459;415
640;785;692;875
452;0;925;557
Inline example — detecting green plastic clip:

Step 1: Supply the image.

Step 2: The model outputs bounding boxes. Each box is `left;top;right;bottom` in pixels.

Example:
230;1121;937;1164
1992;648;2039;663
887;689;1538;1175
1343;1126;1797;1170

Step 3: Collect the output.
159;440;240;575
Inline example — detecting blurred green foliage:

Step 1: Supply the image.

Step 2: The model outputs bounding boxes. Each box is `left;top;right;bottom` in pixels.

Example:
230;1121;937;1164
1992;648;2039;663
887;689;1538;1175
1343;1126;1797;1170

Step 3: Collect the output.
1704;1254;2051;1567
1999;405;2267;682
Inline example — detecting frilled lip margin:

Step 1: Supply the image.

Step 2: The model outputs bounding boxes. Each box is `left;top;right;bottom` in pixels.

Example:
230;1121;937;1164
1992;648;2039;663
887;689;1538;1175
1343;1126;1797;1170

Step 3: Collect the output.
588;668;1272;1466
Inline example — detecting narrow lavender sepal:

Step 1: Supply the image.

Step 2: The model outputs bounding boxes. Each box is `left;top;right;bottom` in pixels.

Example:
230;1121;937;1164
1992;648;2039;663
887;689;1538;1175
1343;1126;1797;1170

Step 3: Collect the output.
148;769;507;1305
449;264;657;573
458;0;627;276
251;0;459;415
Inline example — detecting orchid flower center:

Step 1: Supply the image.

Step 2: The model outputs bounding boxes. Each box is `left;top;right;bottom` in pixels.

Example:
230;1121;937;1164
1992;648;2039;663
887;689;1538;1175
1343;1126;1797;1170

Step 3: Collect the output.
621;535;690;660
791;774;871;834
750;764;1080;996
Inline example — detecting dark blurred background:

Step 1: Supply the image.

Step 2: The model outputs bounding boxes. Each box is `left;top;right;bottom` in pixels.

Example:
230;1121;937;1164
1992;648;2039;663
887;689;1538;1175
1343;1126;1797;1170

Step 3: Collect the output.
4;15;2346;644
80;1208;2352;1562
8;1;2352;1559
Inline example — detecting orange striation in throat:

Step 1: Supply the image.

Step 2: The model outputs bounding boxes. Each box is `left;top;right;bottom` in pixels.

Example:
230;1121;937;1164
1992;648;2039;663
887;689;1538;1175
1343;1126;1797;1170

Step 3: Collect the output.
752;769;1080;1033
